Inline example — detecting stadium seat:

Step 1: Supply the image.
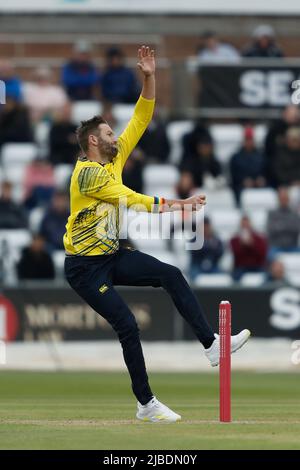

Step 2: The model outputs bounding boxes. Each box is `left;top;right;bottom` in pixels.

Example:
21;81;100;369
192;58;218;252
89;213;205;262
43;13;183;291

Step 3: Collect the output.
166;121;193;164
240;188;278;212
195;187;235;210
210;124;243;164
209;209;241;242
247;209;268;234
210;124;267;165
193;273;233;287
219;251;234;272
1;143;39;201
1;143;38;168
71;101;103;125
112;104;135;127
287;274;300;287
278;253;300;281
28;207;46;233
240;272;266;286
0;229;31;284
289;186;300;211
143;164;179;199
54;164;73;189
34;121;51;148
52;250;65;279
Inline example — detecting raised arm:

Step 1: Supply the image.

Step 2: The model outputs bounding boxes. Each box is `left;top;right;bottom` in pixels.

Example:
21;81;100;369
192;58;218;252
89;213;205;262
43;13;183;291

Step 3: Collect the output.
138;46;155;100
117;46;156;167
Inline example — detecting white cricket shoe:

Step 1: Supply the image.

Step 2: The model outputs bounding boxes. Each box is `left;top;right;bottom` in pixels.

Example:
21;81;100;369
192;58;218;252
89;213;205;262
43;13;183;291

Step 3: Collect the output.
205;329;251;367
136;397;181;423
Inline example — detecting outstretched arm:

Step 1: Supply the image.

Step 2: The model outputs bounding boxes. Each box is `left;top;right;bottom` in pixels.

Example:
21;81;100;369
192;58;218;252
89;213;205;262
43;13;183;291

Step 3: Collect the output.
118;46;156;167
138;46;155;100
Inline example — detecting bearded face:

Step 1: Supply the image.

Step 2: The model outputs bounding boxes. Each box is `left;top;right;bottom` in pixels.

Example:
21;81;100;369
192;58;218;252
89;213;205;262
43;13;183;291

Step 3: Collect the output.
97;138;118;161
97;124;118;161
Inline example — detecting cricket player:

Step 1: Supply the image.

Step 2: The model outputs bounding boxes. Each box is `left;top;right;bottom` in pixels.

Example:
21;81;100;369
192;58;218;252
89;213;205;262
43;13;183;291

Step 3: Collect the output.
64;46;250;423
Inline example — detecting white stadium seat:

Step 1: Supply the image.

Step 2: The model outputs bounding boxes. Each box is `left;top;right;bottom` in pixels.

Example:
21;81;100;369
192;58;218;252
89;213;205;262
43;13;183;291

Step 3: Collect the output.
34;121;51;147
247;209;268;234
195;187;235;210
219;251;234;272
209;209;241;242
241;188;278;212
277;252;300;286
52;250;66;279
28;207;46;233
1;143;39;201
0;229;31;284
287;274;300;287
240;273;266;286
71;101;103;125
1;143;38;169
278;253;300;282
143;164;179;199
193;273;233;287
166;120;193;164
54;164;73;189
210;124;267;165
112;104;135;125
210;124;243;164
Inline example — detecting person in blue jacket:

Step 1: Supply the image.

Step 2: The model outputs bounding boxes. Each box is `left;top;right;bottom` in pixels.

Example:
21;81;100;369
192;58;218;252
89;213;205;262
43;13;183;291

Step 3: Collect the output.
62;40;100;101
101;47;139;104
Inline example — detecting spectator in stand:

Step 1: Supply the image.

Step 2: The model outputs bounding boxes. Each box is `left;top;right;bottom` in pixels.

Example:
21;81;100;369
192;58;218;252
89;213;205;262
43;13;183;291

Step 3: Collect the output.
122;148;144;194
17;234;55;280
230;126;266;204
40;190;69;251
267;187;300;259
0;60;23;102
180;119;212;167
271;127;300;187
23;66;68;123
197;31;240;63
49;102;78;165
190;216;224;279
62;40;100;101
230;215;268;281
265;259;288;285
177;135;222;197
0;97;33;148
138;109;170;163
0;181;28;229
265;105;300;186
243;24;283;58
23;157;55;209
101;47;139;104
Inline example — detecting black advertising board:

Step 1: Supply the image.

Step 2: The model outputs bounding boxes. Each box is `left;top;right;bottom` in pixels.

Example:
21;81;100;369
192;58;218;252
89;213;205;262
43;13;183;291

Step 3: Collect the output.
0;285;300;342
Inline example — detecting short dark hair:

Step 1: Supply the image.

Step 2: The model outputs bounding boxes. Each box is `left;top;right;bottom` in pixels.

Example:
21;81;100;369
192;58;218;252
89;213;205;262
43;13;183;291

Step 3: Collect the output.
76;115;107;153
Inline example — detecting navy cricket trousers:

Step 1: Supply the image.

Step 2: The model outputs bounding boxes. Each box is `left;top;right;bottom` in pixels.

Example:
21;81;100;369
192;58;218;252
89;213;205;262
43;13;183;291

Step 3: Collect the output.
64;247;214;405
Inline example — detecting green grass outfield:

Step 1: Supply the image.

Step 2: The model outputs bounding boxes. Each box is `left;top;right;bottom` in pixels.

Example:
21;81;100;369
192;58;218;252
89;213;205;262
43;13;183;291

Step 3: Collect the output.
0;371;300;450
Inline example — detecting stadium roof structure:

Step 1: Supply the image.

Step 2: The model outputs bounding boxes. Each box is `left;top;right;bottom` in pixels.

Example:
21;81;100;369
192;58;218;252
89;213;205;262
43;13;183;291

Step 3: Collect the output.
1;0;300;16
